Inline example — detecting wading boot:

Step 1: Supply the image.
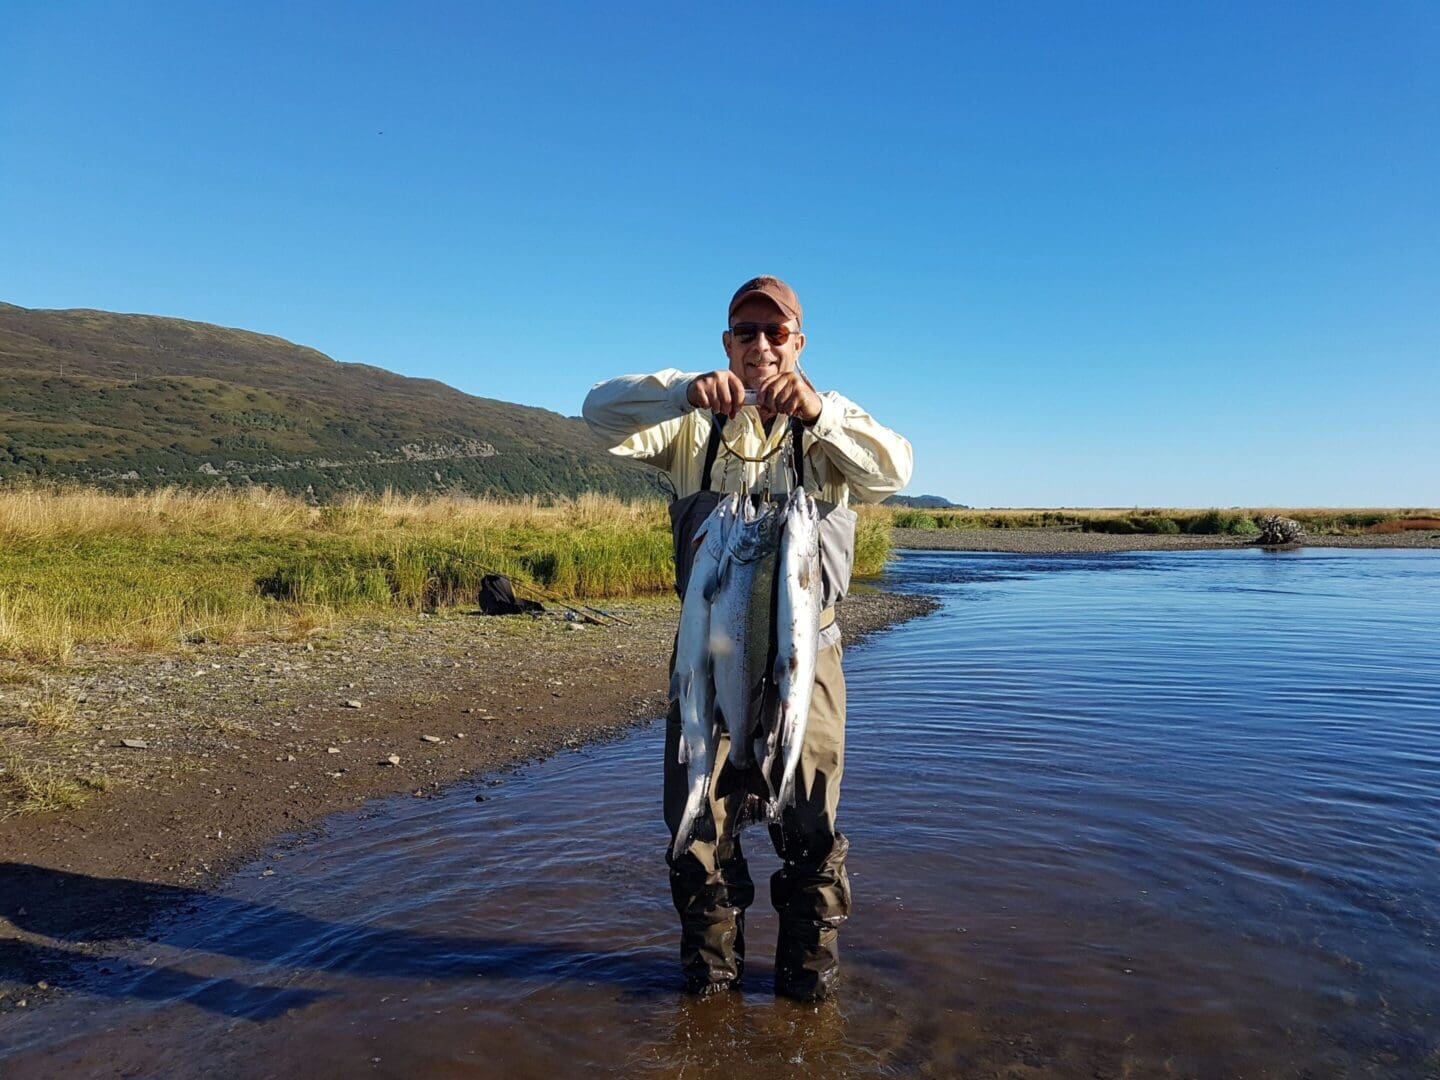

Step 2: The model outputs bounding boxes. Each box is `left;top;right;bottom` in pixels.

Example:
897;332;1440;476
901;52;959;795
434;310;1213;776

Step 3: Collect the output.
774;917;841;1003
679;909;746;995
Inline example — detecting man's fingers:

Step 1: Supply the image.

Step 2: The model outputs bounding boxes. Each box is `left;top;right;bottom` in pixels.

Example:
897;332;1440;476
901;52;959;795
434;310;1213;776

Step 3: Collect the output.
725;373;746;416
718;377;738;417
758;373;800;416
694;371;744;416
756;373;783;413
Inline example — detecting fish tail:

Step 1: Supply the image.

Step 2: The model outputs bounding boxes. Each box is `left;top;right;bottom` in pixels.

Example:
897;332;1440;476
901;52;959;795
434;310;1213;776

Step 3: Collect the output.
774;771;797;816
671;774;709;860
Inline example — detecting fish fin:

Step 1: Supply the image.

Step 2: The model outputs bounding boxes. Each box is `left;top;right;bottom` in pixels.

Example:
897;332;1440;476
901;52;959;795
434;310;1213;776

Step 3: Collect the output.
714;757;771;803
712;757;739;800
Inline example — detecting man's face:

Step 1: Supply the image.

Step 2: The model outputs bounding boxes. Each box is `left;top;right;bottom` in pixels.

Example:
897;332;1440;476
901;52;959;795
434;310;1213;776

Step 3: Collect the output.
723;297;806;391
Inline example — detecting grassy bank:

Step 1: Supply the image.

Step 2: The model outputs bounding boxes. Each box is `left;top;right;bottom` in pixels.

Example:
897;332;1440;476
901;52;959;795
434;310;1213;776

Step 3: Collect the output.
887;506;1440;536
0;486;893;662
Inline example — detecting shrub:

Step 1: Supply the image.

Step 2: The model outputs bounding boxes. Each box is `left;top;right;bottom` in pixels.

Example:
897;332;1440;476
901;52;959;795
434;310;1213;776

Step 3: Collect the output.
892;509;940;529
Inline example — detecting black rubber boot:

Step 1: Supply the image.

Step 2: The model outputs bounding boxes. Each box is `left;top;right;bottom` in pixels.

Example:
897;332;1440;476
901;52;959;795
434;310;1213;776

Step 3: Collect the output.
774;917;841;1002
770;830;850;1002
679;909;746;995
670;852;754;995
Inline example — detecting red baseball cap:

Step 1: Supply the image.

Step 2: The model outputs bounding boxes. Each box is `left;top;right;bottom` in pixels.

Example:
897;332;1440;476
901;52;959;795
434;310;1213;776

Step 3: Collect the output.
728;275;803;325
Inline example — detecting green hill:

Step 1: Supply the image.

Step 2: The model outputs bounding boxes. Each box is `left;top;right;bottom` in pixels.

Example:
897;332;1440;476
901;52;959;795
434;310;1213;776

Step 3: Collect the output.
0;302;663;500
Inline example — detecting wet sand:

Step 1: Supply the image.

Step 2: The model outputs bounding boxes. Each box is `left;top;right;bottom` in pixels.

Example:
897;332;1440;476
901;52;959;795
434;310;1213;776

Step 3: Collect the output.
0;586;936;1012
893;526;1440;554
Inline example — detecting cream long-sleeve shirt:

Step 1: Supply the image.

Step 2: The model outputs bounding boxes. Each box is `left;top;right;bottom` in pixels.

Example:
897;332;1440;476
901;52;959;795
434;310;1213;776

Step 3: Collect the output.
582;368;913;506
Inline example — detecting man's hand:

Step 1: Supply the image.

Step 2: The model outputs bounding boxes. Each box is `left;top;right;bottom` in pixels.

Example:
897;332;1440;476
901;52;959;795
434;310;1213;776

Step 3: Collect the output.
687;370;748;418
756;372;822;423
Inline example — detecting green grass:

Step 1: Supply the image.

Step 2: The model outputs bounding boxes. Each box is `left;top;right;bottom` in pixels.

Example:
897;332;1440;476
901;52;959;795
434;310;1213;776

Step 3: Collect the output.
0;486;897;660
890;508;941;529
853;505;892;577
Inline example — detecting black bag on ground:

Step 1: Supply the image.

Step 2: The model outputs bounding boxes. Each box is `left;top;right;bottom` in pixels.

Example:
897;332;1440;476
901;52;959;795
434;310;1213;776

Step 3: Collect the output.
478;573;544;615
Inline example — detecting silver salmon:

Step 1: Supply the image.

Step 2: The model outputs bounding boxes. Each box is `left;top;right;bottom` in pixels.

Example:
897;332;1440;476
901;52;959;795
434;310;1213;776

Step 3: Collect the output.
709;497;782;784
669;494;737;860
766;487;822;815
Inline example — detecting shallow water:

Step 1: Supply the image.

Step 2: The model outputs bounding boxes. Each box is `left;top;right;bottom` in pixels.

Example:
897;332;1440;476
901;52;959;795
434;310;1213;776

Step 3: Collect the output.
3;548;1438;1078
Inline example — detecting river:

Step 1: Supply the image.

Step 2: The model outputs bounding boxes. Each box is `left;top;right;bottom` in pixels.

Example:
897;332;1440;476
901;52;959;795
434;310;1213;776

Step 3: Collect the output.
2;548;1437;1077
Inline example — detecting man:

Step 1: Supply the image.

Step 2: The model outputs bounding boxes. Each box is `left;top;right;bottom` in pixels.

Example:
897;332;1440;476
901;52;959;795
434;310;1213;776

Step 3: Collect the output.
583;276;912;1001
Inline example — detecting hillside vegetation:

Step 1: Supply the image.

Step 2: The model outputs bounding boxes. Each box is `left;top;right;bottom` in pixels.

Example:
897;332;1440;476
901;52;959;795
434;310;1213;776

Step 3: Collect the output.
0;302;662;500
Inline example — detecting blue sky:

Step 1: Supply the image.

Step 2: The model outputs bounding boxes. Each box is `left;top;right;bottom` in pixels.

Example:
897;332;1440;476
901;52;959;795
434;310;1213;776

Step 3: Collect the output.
2;2;1435;506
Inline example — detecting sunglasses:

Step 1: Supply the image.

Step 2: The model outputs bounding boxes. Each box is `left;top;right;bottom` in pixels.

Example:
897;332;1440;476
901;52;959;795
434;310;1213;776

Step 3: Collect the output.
728;322;795;346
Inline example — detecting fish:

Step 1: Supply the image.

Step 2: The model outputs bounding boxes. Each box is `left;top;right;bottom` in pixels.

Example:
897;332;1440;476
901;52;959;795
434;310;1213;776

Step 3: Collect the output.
669;493;738;860
708;497;783;789
766;487;822;815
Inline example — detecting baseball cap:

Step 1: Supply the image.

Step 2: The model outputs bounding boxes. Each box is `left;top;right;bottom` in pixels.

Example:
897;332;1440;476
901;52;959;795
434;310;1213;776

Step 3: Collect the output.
728;275;802;325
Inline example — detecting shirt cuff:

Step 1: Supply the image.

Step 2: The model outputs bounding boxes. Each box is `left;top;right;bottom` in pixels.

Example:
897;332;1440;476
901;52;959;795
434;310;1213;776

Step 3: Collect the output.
805;392;841;439
668;372;704;413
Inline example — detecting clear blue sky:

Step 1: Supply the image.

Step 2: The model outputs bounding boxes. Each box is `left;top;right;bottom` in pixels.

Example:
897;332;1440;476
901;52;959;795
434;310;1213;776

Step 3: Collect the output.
2;2;1436;506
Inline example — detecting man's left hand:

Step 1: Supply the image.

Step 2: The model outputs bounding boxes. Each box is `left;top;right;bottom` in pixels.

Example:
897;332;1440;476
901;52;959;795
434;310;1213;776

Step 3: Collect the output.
755;372;822;423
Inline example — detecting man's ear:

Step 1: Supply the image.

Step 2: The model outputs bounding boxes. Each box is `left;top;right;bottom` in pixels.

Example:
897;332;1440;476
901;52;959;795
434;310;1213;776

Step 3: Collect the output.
720;330;732;357
793;332;806;358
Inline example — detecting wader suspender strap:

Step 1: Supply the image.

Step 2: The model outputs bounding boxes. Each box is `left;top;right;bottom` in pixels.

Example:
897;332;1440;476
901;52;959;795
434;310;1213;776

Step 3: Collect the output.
700;413;725;493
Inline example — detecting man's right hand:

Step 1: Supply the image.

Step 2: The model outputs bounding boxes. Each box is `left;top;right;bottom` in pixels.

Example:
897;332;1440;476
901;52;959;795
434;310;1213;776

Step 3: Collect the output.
687;370;748;419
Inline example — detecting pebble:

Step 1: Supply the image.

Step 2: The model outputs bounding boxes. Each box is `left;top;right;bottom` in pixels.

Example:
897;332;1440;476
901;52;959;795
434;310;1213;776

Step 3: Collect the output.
343;700;363;709
420;735;441;743
120;738;148;750
327;747;341;754
382;754;401;767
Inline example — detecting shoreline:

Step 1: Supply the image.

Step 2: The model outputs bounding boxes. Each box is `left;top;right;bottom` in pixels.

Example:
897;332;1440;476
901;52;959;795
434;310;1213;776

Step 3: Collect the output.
892;527;1440;554
0;584;937;1012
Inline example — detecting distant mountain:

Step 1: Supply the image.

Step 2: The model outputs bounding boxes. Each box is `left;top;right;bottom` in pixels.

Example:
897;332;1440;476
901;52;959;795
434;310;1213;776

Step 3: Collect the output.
884;494;965;509
0;302;664;500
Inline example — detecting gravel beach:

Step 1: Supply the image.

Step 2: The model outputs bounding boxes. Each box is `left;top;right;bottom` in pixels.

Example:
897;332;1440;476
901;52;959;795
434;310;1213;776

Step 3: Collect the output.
893;527;1440;554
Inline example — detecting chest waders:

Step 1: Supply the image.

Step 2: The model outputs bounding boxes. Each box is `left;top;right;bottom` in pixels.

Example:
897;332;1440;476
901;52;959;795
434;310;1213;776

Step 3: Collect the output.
662;414;855;1000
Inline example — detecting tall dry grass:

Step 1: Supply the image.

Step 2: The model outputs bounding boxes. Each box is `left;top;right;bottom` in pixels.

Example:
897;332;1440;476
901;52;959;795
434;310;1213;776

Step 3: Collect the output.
0;485;679;661
2;484;899;662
